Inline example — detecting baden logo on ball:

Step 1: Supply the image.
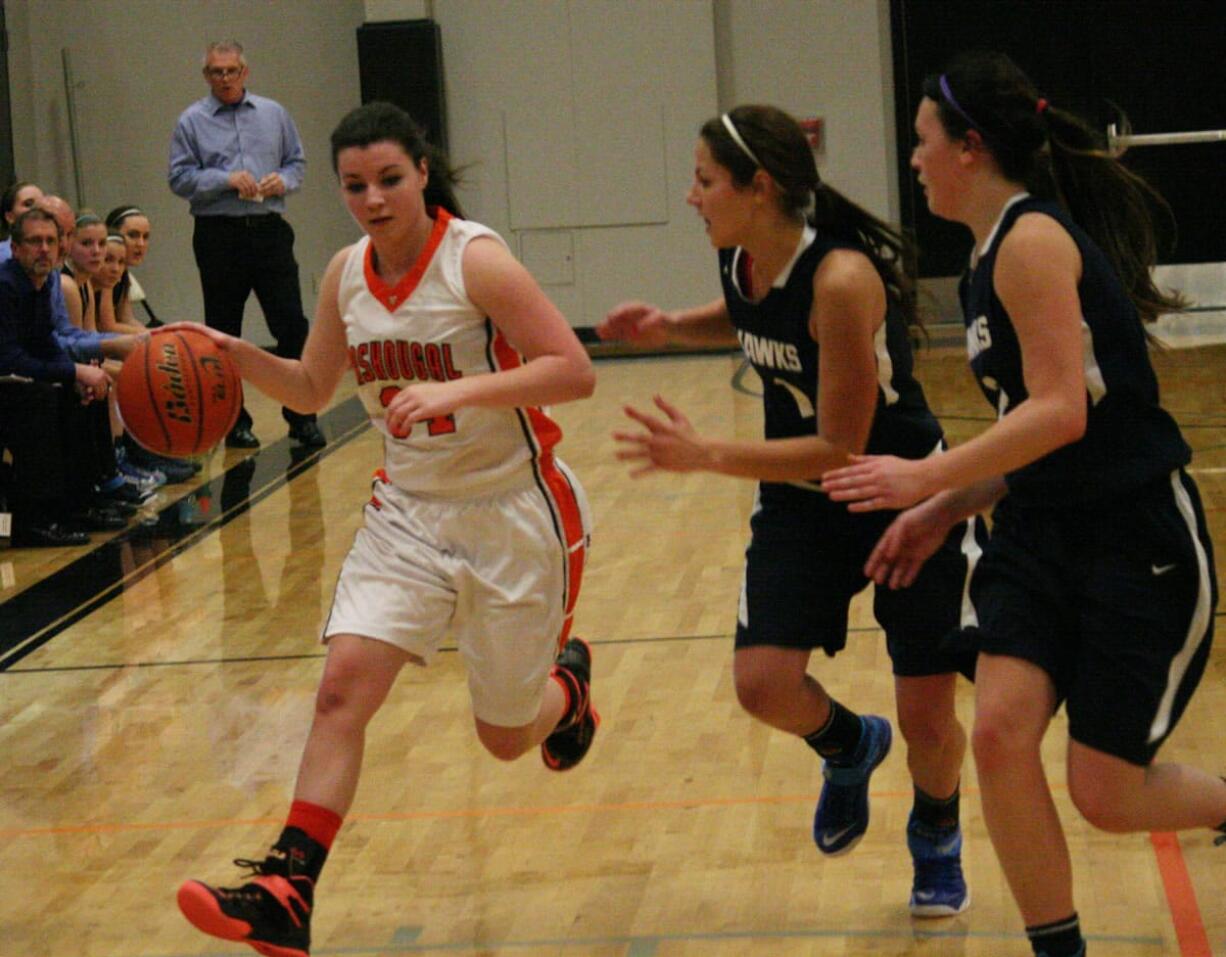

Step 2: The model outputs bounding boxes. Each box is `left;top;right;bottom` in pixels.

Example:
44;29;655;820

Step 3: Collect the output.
116;328;243;458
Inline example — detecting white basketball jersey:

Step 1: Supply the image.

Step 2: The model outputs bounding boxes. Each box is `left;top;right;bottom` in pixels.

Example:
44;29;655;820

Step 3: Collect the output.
337;210;564;497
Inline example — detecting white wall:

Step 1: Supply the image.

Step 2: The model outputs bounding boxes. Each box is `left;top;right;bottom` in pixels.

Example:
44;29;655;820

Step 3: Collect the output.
432;0;719;325
719;0;897;221
7;0;899;338
7;0;366;341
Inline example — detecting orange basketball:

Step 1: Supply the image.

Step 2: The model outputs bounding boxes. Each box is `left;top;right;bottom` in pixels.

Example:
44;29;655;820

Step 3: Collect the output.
116;328;243;458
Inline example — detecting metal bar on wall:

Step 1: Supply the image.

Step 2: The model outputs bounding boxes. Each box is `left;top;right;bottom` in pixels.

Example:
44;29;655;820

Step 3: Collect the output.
1109;123;1226;150
61;48;84;208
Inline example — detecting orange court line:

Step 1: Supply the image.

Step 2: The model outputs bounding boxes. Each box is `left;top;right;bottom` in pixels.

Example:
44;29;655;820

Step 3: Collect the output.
1149;832;1212;957
6;786;1207;955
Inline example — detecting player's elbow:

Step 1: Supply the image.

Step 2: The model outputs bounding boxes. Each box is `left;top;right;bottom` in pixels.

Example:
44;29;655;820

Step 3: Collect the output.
564;354;596;401
573;364;596;400
1052;399;1086;446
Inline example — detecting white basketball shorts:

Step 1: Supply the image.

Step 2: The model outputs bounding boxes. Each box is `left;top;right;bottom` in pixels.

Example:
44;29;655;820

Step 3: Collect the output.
322;461;591;727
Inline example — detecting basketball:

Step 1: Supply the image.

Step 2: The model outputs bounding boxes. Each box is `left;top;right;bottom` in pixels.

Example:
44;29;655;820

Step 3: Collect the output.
116;328;243;458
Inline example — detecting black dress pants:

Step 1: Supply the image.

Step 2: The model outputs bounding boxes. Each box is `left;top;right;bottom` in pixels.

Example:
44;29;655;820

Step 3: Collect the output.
191;213;315;430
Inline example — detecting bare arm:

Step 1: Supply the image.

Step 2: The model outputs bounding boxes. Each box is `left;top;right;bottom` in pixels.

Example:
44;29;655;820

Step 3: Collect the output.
863;476;1005;590
170;247;353;413
61;274;85;330
95;283;145;336
113;289;141;329
823;213;1087;510
384;236;594;434
615;250;885;482
597;297;739;349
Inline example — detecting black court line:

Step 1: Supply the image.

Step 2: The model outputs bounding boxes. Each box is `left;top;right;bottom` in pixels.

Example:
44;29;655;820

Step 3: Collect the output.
0;630;746;675
0;396;372;671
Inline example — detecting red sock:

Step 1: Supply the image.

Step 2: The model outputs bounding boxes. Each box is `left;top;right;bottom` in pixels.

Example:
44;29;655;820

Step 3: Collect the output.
286;800;343;851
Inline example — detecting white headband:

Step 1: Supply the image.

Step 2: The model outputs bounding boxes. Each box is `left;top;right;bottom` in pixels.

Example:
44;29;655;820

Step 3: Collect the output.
721;113;762;168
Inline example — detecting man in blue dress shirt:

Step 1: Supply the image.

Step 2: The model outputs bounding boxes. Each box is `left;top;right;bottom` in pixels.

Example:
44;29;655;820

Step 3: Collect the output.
168;40;325;450
0;194;138;365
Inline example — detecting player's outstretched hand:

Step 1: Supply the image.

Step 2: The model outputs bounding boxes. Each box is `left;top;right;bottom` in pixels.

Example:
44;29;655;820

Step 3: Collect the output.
863;505;952;589
822;454;932;512
614;394;710;477
597;301;672;350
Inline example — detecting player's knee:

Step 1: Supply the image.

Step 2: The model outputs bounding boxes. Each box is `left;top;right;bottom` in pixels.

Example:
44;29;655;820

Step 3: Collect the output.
897;701;961;754
314;682;352;719
475;725;531;762
314;674;375;728
734;671;782;720
970;708;1030;774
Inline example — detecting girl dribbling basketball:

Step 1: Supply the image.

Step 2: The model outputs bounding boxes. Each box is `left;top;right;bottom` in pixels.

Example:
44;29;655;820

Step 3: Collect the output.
174;102;598;957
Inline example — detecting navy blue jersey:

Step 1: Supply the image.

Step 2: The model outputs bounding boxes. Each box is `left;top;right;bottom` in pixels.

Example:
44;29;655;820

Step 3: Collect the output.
719;227;942;509
959;195;1190;506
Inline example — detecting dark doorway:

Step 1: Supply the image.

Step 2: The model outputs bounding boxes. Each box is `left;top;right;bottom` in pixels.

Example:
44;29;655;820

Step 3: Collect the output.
891;1;1226;277
0;2;15;195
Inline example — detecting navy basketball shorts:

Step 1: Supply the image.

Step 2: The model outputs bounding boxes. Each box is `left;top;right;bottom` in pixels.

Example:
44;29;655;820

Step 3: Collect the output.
970;468;1217;765
734;487;984;677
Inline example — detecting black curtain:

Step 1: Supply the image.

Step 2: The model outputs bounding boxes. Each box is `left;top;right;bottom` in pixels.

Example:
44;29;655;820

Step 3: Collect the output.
891;0;1226;276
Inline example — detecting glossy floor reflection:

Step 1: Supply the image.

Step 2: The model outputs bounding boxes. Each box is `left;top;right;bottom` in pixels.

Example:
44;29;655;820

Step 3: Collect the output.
1;348;1223;957
0;394;370;668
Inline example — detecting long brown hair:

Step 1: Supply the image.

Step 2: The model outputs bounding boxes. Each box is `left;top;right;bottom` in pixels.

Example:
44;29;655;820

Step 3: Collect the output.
700;104;921;333
330;102;465;218
923;52;1184;322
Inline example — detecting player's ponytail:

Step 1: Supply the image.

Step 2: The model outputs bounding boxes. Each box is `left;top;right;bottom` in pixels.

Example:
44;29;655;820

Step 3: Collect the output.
330;102;466;219
701;105;920;334
923;51;1184;323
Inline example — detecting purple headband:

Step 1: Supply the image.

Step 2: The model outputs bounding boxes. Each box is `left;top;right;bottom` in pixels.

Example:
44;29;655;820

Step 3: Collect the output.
938;74;986;136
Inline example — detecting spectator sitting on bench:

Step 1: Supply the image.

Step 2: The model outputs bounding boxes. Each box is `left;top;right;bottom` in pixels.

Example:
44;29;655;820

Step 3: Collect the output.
0;208;150;547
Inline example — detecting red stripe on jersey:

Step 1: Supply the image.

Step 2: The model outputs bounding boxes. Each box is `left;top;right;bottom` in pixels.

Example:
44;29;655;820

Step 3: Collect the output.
364;208;453;313
537;456;586;651
488;321;577;641
490;326;562;457
489;323;521;371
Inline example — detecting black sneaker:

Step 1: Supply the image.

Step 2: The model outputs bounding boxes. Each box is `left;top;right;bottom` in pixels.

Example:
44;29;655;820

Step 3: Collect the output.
178;845;313;957
288;420;326;448
541;637;600;771
95;476;153;507
12;521;90;547
68;504;129;532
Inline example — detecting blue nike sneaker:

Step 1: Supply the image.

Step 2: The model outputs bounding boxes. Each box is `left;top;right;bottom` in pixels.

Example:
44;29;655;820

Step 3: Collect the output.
812;715;892;856
907;811;970;917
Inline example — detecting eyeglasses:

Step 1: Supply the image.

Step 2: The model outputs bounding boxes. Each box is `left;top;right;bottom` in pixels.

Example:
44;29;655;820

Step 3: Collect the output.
205;66;243;79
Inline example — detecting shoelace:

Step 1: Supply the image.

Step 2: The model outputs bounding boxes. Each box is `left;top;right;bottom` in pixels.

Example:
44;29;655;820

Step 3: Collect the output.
233;845;292;878
232;857;280;877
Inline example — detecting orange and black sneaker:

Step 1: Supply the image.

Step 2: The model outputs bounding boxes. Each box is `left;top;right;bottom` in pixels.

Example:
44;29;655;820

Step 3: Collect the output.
177;844;313;957
541;637;600;771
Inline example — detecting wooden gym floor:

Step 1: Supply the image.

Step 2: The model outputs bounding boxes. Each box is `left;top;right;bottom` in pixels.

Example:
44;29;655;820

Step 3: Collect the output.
1;337;1224;956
